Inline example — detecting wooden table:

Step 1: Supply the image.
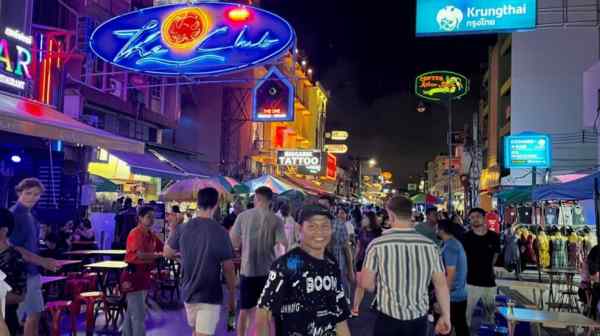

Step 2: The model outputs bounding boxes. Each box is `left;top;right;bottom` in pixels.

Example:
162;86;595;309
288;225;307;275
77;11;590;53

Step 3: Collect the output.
498;307;600;336
497;280;549;310
84;261;128;296
40;276;67;286
64;249;126;257
55;259;82;268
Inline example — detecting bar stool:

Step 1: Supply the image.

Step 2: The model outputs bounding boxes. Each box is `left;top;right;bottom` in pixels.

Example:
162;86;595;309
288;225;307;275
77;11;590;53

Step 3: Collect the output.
79;291;104;335
46;300;71;336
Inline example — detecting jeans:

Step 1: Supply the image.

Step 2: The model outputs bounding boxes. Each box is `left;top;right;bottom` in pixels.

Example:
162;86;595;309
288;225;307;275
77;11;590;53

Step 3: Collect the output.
373;311;428;336
466;285;496;327
451;300;469;336
122;290;146;336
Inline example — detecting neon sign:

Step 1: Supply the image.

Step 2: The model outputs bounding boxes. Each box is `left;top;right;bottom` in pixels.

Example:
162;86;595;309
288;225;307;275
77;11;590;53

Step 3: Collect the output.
0;27;32;91
253;66;294;122
89;3;295;76
415;71;469;101
504;133;552;169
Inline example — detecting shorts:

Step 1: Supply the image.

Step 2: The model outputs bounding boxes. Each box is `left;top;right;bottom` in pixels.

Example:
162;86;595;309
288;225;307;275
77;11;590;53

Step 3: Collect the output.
239;276;268;310
184;303;221;335
17;274;44;321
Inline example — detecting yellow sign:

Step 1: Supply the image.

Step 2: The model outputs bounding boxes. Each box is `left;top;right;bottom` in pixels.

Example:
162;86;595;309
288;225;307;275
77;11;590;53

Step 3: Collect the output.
382;171;393;180
324;144;348;154
330;130;349;141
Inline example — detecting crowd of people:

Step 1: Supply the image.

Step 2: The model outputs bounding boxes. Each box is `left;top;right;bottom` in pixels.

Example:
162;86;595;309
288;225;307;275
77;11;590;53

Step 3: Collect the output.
0;176;530;336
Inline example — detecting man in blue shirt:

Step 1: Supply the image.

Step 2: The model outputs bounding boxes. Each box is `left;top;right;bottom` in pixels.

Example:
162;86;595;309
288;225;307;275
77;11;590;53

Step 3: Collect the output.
438;219;469;336
9;178;59;336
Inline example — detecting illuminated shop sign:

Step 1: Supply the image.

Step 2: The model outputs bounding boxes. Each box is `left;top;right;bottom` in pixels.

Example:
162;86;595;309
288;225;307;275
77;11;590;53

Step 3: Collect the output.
326;153;337;179
89;3;295;76
504;133;552;169
415;71;469;101
416;0;536;36
253;66;294;122
277;150;322;175
325;130;349;141
324;144;348;154
0;27;32;91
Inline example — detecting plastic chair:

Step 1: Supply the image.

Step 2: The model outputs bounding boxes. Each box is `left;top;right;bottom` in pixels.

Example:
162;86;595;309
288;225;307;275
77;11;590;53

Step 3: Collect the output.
79;291;104;335
45;300;71;336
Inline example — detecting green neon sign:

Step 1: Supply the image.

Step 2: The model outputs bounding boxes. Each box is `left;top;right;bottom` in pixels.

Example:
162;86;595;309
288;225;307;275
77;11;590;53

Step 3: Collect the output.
415;71;469;101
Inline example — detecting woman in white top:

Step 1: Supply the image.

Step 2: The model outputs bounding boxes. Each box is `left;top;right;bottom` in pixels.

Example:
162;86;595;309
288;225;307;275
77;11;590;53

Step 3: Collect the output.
279;202;299;248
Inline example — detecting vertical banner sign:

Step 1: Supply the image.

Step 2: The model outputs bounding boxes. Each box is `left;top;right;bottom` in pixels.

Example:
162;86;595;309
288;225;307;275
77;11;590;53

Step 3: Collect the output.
253;66;294;122
325;153;337;179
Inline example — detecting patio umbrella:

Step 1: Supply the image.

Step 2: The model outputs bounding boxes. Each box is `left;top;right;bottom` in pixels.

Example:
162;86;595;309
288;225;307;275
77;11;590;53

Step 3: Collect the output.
89;174;119;193
279;189;307;209
410;193;426;204
213;176;240;191
231;184;250;194
244;175;295;194
160;178;229;202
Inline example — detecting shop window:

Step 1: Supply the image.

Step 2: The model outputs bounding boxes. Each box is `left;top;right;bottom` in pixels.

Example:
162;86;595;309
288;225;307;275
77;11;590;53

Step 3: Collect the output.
149;127;158;143
94;148;109;163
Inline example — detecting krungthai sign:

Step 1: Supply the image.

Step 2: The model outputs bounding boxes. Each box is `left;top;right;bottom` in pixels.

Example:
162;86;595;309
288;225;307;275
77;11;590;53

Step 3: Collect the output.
89;3;295;76
415;71;469;101
416;0;537;36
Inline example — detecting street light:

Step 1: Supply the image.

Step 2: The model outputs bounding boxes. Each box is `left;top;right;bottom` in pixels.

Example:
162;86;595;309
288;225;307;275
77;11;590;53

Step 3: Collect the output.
416;101;426;113
368;158;377;167
301;60;307;67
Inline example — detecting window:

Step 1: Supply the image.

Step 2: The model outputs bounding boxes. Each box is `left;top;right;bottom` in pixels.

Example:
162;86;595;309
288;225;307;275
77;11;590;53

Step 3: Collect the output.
119;118;129;137
149;77;162;113
95;148;109;163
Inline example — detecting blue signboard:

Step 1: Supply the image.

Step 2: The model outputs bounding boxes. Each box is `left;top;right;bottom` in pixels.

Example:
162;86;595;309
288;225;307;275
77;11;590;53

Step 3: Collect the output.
504;133;552;169
252;67;294;122
416;0;536;36
89;3;295;76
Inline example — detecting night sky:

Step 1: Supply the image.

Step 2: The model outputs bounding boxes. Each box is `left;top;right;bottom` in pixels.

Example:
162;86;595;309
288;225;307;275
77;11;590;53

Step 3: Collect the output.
262;0;496;188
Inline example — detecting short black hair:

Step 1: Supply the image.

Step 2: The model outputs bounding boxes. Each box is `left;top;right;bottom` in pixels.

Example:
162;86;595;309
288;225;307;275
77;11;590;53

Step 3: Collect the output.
82;218;92;229
197;187;219;210
171;205;181;213
45;232;58;244
255;186;273;201
124;198;133;207
298;205;333;224
385;196;412;218
438;219;462;238
0;208;15;236
468;208;486;217
138;206;155;218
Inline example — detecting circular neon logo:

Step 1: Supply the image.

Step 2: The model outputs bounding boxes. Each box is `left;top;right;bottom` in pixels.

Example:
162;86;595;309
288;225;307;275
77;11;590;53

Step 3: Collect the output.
161;7;211;52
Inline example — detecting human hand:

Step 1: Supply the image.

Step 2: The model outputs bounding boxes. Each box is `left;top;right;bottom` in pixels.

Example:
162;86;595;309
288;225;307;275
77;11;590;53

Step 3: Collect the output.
228;293;236;312
434;314;451;335
43;258;60;272
347;271;355;285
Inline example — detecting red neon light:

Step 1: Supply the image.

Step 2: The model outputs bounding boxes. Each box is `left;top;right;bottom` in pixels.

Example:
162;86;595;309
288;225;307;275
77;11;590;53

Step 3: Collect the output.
326;153;337;179
227;7;251;22
19;100;44;117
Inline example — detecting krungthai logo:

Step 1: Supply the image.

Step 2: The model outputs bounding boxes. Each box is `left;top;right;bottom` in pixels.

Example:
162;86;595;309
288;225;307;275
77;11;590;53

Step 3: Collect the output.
436;5;464;32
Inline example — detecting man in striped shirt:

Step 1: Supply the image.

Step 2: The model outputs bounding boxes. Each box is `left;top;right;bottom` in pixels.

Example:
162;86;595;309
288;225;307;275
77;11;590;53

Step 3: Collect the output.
358;196;451;335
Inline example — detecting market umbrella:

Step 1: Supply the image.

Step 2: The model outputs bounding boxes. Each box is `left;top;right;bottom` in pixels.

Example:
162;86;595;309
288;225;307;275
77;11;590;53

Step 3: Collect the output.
160;178;229;202
279;189;307;208
244;175;295;194
213;176;240;191
410;193;426;204
231;184;250;194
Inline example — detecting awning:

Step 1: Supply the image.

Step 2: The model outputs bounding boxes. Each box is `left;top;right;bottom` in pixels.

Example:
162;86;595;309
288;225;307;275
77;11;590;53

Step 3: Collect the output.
283;175;333;196
110;150;186;179
0;92;144;154
89;174;119;192
150;148;215;177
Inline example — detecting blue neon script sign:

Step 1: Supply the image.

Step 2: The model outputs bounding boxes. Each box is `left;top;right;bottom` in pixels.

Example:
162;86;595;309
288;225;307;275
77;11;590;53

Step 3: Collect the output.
89;3;295;76
416;0;536;36
504;133;552;169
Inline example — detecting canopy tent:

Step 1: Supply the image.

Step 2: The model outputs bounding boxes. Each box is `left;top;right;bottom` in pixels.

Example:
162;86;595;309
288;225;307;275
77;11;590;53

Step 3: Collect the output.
532;171;600;201
89;174;119;193
244;175;295;194
496;186;533;204
160;178;229;202
0;93;144;153
213;176;241;192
